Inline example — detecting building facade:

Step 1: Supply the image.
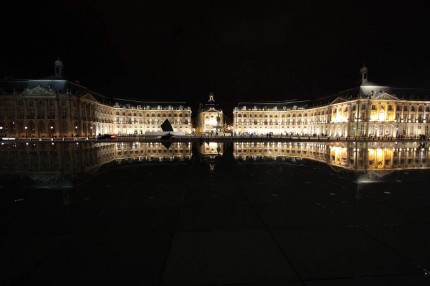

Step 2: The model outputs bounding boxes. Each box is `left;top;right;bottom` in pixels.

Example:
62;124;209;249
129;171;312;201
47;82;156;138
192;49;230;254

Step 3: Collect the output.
195;92;224;134
2;63;430;139
0;60;192;138
233;67;430;138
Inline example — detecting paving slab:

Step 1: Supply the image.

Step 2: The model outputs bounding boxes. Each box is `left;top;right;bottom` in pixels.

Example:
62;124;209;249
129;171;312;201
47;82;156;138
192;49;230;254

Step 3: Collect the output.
161;230;300;285
176;203;264;231
14;233;172;286
0;235;70;285
82;205;180;234
365;225;430;271
304;274;430;286
272;228;420;280
254;201;346;229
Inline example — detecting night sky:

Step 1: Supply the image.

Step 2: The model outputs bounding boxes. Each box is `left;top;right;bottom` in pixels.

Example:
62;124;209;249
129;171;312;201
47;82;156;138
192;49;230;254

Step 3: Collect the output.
1;0;430;114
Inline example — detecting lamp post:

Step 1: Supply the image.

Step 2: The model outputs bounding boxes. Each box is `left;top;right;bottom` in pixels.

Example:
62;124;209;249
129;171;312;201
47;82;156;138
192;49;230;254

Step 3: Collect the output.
90;126;93;137
25;126;28;138
75;126;78;137
0;126;3;136
50;126;53;138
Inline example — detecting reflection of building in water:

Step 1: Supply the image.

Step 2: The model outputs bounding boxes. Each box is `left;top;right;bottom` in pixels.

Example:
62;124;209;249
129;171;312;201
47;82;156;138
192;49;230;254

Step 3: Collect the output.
114;142;191;162
233;66;430;137
199;142;224;158
234;142;430;171
0;60;192;138
0;142;191;187
198;142;224;173
234;142;328;163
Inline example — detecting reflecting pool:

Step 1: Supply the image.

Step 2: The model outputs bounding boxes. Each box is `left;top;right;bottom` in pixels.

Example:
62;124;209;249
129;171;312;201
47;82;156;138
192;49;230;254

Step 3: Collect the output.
1;141;430;285
1;141;429;188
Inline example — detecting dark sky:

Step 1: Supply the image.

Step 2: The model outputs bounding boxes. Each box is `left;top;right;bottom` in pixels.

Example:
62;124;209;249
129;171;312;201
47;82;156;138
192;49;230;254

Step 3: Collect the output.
1;0;430;114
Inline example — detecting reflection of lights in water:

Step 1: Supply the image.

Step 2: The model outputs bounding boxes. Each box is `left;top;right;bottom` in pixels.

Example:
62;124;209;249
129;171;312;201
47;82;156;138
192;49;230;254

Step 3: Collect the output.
357;172;385;184
209;163;215;172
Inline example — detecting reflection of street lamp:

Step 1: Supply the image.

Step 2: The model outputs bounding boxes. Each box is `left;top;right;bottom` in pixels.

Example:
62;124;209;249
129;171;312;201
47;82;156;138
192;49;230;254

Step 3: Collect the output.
50;126;53;138
25;126;28;138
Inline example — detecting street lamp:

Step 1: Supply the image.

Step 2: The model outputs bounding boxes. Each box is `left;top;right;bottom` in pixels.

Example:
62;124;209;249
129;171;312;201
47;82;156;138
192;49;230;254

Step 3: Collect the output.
25;126;28;138
75;126;78;137
90;126;93;137
50;126;53;138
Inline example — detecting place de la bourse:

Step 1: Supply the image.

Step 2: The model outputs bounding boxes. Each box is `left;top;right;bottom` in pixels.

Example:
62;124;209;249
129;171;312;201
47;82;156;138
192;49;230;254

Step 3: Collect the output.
3;61;430;286
1;60;430;139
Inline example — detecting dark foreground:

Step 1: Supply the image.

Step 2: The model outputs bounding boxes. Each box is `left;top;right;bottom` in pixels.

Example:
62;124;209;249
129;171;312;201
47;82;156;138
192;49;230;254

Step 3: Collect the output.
1;145;430;285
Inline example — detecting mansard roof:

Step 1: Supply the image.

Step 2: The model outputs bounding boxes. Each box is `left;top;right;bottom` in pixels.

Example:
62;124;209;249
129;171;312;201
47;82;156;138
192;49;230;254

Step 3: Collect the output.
236;99;310;110
0;78;112;105
21;86;56;96
0;79;192;109
199;103;222;113
337;84;430;101
0;79;89;95
112;97;191;110
312;84;430;107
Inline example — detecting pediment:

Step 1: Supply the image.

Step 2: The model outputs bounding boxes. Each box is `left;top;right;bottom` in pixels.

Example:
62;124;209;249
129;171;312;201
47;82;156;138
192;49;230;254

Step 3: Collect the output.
205;108;222;112
80;93;98;102
371;92;398;100
22;86;55;96
330;97;347;105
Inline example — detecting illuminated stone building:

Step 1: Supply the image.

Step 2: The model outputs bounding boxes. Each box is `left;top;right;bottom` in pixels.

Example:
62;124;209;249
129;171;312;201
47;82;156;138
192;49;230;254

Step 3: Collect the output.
233;66;430;137
195;92;224;134
0;60;192;138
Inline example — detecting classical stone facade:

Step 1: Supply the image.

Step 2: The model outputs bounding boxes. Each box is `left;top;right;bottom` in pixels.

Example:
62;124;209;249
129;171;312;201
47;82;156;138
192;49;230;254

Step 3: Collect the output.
233;67;430;138
0;60;192;138
2;63;430;139
195;92;224;134
112;101;191;135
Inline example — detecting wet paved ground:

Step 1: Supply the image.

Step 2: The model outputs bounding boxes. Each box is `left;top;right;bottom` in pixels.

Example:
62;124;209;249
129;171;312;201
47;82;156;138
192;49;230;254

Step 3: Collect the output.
1;144;430;285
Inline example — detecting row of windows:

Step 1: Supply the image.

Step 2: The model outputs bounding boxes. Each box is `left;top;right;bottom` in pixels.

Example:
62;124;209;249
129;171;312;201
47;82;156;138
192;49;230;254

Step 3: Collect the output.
115;112;189;117
235;103;430;117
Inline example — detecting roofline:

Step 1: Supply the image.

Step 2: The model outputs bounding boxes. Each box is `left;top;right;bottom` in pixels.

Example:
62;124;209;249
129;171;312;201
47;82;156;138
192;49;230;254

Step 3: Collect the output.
237;99;310;105
111;98;190;105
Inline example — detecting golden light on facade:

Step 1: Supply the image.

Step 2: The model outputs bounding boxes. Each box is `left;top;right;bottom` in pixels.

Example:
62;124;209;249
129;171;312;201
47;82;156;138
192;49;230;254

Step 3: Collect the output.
233;142;426;171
